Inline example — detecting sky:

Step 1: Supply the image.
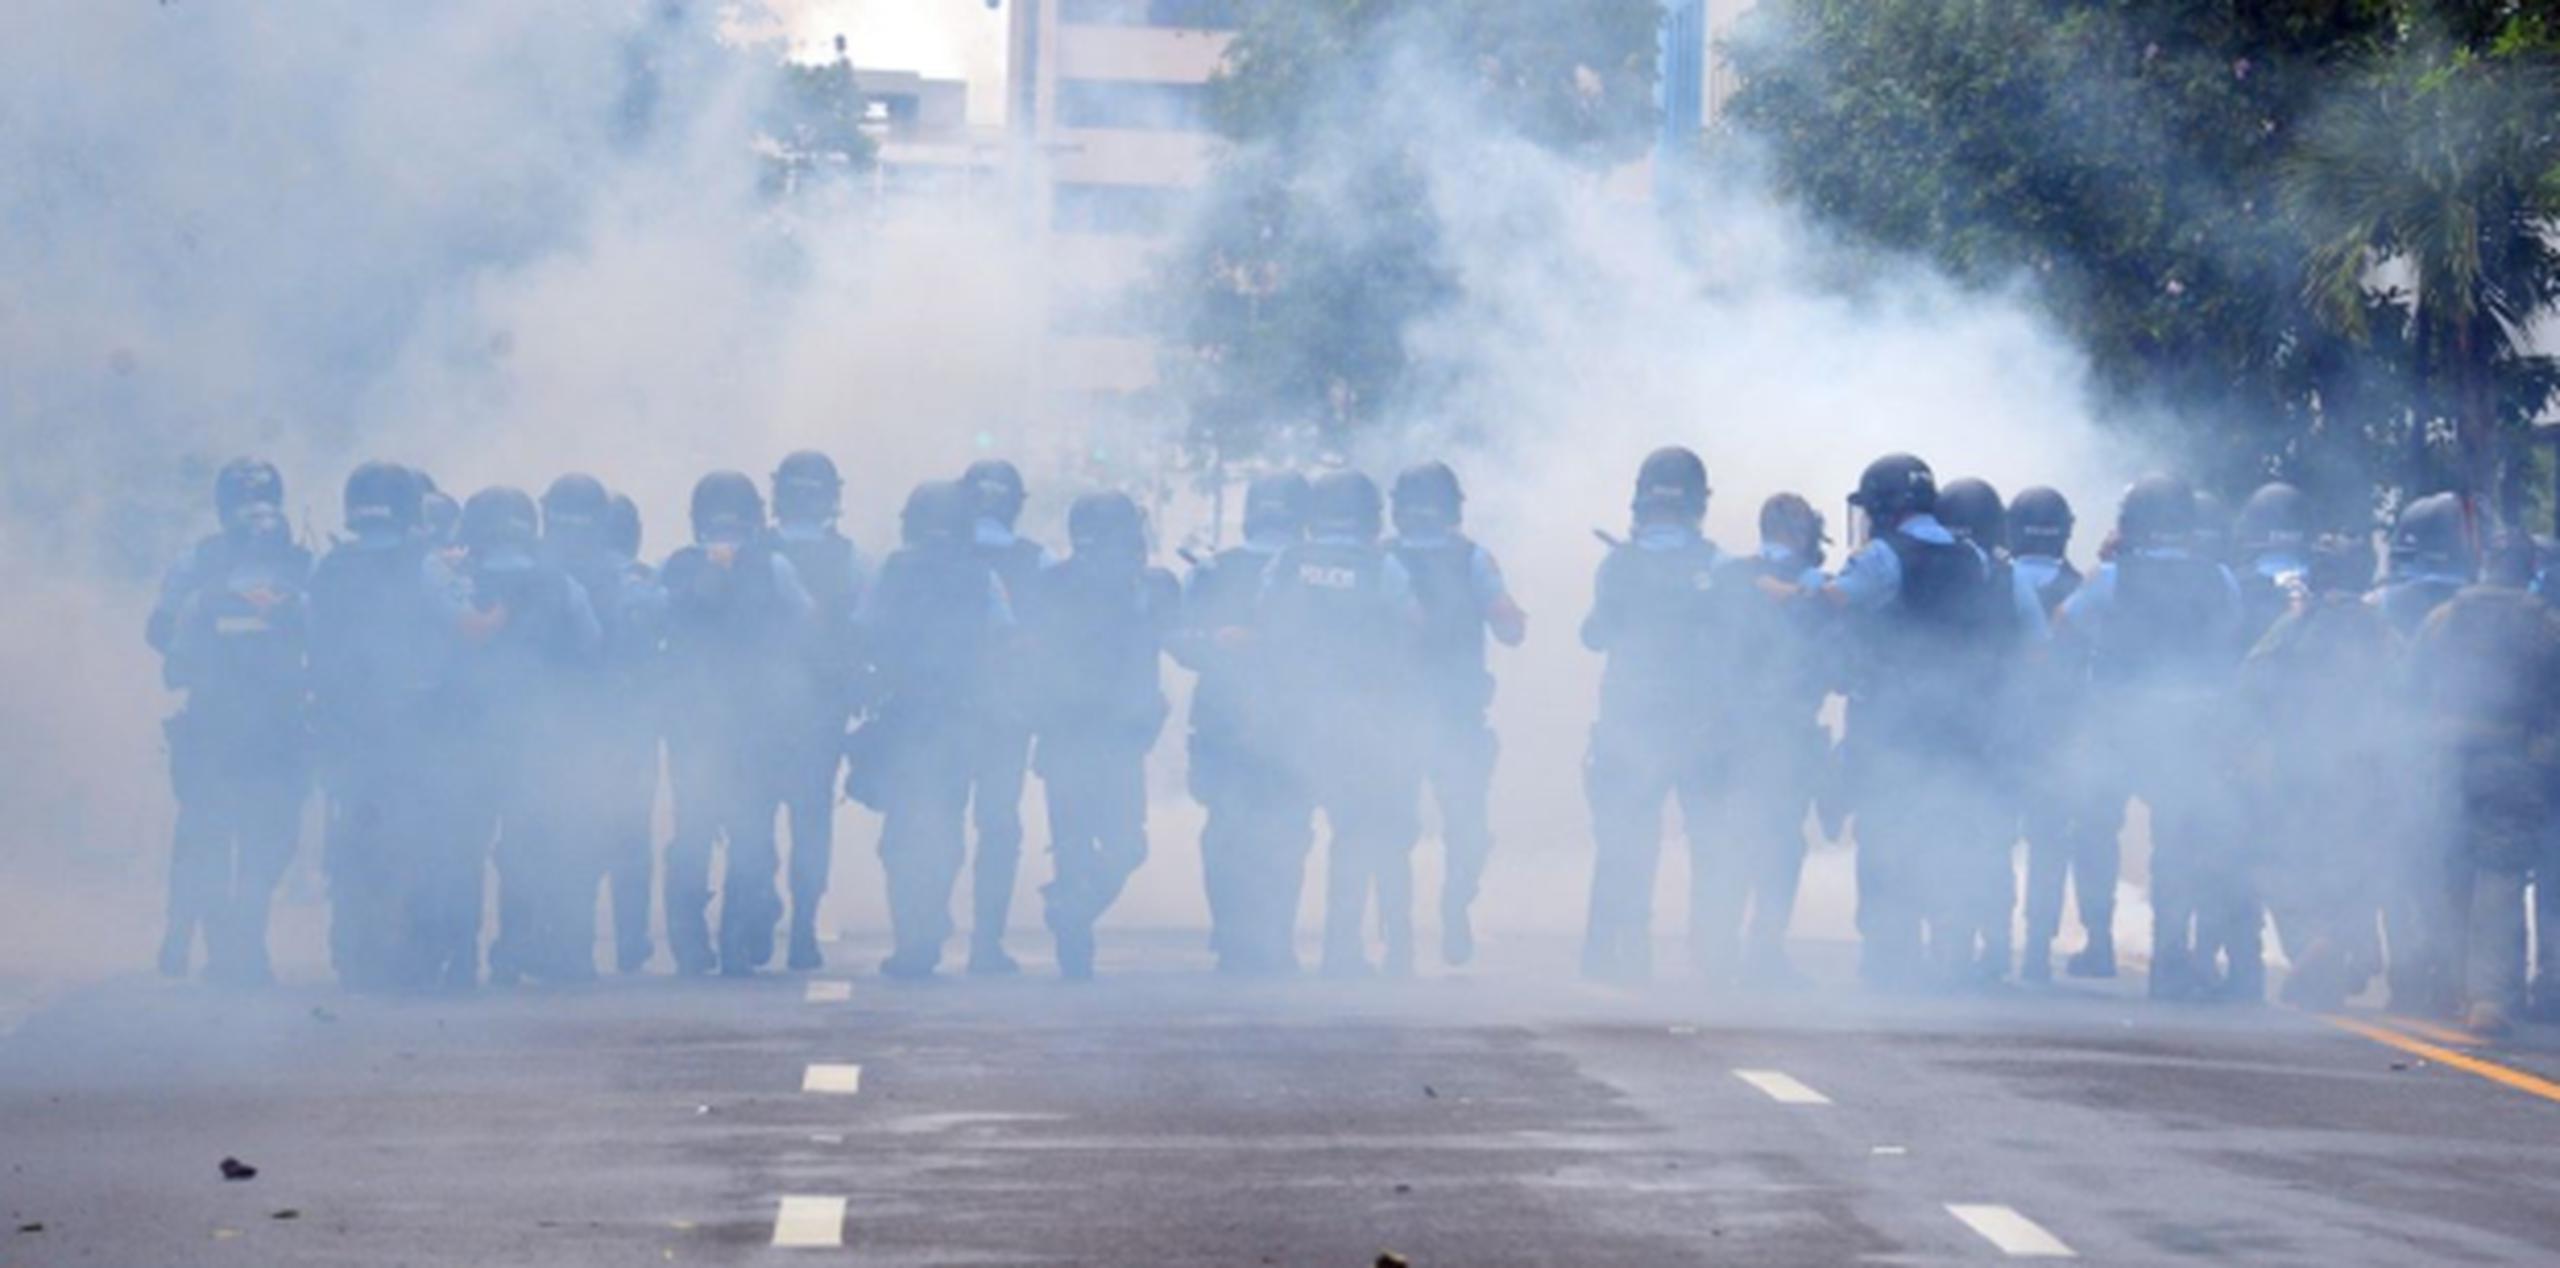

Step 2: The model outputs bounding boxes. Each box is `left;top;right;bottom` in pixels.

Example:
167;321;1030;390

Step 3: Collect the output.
772;0;1008;123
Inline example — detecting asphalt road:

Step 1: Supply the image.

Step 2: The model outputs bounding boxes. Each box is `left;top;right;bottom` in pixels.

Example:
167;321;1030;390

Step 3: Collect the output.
5;933;2559;1267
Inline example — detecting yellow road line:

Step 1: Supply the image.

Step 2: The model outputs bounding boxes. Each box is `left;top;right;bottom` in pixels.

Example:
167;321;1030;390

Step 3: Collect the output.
2380;1015;2483;1049
2322;1015;2560;1106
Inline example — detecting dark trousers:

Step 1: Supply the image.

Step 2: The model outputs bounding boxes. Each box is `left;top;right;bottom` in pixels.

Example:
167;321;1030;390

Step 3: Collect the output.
324;758;426;991
965;721;1030;952
780;712;848;940
1584;720;1713;980
666;732;783;973
1417;710;1499;923
879;722;974;967
1695;727;1822;975
2023;783;2119;957
1193;732;1314;973
165;748;304;984
1039;730;1151;934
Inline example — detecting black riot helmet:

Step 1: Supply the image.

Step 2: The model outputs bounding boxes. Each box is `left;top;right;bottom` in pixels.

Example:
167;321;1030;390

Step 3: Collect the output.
1242;471;1310;543
343;461;422;545
1936;478;2006;550
542;473;611;549
606;493;643;560
963;458;1027;530
689;470;766;546
1631;447;1710;524
2234;482;2309;559
1068;490;1148;563
422;487;462;547
2391;492;2477;579
1850;453;1937;526
1308;469;1385;542
1758;492;1828;569
2115;474;2198;549
213;458;285;531
772;450;843;525
2008;486;2074;558
461;487;541;560
2305;531;2378;595
900;479;976;548
1391;461;1465;536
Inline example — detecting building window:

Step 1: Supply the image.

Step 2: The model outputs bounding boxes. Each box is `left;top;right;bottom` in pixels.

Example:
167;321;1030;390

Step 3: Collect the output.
1056;79;1212;132
1052;182;1183;236
1058;0;1242;31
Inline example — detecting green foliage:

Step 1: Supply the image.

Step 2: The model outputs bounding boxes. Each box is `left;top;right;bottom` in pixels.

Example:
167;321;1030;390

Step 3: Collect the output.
1724;0;2560;523
765;56;877;196
1161;0;1662;468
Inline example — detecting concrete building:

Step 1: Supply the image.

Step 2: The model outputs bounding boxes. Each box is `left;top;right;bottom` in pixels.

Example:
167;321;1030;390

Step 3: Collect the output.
1005;0;1241;396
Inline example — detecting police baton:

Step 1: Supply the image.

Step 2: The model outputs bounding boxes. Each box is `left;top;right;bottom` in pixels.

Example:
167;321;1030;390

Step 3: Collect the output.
1592;528;1622;549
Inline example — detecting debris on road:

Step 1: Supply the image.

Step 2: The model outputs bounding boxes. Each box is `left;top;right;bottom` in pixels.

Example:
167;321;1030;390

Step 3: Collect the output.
219;1157;258;1182
1376;1253;1411;1268
16;1221;43;1234
271;1209;301;1221
309;1007;338;1023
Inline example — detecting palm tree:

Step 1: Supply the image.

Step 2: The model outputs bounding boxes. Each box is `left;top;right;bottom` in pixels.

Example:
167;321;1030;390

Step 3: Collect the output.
2284;40;2560;517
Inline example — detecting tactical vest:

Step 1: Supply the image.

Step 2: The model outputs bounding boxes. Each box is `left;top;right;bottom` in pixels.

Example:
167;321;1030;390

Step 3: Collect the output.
308;540;455;740
1182;546;1281;742
2094;551;2232;689
1391;535;1493;712
772;529;860;691
1262;539;1406;697
1717;553;1828;723
170;535;311;722
1593;538;1722;722
867;544;999;714
1029;557;1174;731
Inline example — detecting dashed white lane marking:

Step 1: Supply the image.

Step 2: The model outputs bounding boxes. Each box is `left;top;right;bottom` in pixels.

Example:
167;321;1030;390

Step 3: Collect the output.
772;1195;847;1248
802;1063;864;1095
1871;1146;1908;1157
804;979;853;1004
1732;1069;1832;1105
1946;1204;2075;1258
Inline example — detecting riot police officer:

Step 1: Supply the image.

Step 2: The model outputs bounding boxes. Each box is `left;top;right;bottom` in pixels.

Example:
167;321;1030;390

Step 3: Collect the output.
1928;477;2047;984
2007;487;2110;982
961;458;1049;974
768;452;870;969
2375;493;2478;638
307;463;469;990
2240;532;2399;1010
542;475;667;975
2057;475;2246;1000
854;480;1011;979
457;487;601;986
1580;448;1725;984
1387;462;1527;968
1023;492;1181;979
2366;491;2481;1013
1169;473;1315;974
148;459;313;985
1773;453;1996;990
2407;532;2560;1035
661;472;814;976
1700;493;1833;985
1261;470;1424;978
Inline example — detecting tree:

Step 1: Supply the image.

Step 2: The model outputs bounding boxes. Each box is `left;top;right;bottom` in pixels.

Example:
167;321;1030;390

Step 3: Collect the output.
1157;0;1661;469
765;51;877;196
2286;36;2560;515
1723;0;2420;517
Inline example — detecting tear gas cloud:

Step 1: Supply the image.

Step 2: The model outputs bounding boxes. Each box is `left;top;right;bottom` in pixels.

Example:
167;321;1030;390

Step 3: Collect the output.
1;0;2165;979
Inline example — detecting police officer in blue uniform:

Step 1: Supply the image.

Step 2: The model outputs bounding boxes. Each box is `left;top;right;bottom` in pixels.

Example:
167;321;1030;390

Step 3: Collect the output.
2007;487;2110;982
1581;448;1725;984
2057;475;2246;1000
1261;470;1424;978
1023;491;1181;979
661;472;814;976
148;459;313;986
541;475;667;975
308;463;470;990
1699;493;1833;986
855;480;1013;979
768;452;870;970
1170;473;1315;974
458;487;601;986
961;458;1049;974
1387;462;1527;968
